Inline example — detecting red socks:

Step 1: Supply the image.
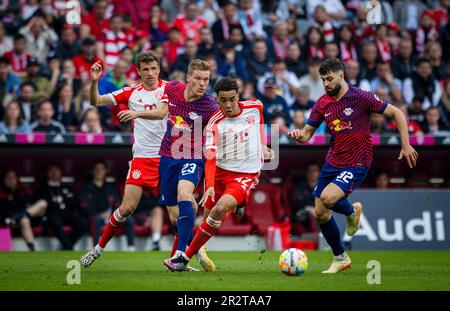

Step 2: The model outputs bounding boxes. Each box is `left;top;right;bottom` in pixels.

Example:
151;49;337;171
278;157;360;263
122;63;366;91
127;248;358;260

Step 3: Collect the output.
98;209;126;248
170;233;179;257
185;216;221;258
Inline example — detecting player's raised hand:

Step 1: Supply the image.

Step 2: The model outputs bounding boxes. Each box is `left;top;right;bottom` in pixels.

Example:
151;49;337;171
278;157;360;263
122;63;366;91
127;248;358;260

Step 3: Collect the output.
118;110;137;123
90;61;103;82
287;129;305;143
398;144;419;168
199;187;215;207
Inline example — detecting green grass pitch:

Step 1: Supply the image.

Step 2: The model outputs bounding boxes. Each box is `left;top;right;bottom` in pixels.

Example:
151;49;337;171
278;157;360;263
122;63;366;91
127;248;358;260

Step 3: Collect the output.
1;250;449;291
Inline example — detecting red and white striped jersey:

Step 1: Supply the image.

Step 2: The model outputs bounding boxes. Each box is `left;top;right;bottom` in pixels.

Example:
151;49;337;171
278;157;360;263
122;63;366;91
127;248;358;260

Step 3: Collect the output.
101;30;128;68
205;99;265;174
109;80;168;158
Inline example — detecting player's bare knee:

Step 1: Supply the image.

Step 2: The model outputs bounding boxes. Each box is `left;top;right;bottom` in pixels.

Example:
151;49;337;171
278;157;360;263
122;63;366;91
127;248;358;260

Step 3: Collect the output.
177;190;192;202
320;193;336;208
314;208;331;223
211;203;228;219
19;216;30;226
119;202;136;217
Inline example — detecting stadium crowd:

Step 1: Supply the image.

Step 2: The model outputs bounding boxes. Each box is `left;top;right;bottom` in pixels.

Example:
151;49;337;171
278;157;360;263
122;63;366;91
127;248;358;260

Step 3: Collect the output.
1;0;450;250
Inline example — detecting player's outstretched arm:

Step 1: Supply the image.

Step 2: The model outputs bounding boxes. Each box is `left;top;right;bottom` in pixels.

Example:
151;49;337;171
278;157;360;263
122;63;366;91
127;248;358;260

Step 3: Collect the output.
117;104;168;123
383;104;419;168
89;61;114;107
287;124;316;144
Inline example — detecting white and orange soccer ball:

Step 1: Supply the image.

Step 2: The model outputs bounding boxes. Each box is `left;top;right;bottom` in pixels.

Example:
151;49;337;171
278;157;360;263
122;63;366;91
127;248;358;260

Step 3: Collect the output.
278;248;308;276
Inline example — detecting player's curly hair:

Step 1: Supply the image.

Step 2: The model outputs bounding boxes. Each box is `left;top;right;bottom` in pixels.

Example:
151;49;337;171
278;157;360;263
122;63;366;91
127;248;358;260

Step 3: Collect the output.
135;51;160;70
214;77;239;94
319;58;344;75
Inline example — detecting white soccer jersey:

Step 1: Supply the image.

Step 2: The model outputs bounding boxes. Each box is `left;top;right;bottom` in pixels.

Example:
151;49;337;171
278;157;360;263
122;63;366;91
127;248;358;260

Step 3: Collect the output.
205;100;265;174
109;80;168;158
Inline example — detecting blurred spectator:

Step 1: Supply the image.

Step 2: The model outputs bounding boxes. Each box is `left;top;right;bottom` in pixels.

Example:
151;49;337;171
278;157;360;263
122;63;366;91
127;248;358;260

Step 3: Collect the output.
370;112;390;134
267;21;289;59
270;113;290;143
22;56;52;103
301;26;325;60
114;0;156;30
0;56;21;108
290;86;314;111
18;15;58;63
313;5;334;43
118;47;138;83
17;82;38;124
149;5;171;44
237;0;265;39
96;13;128;69
246;38;271;84
0;169;47;251
374;171;390;189
199;0;221;25
407;95;427;124
391;38;418;81
172;2;208;43
286;16;301;42
350;5;372;42
290;109;306;130
58;59;82;98
228;25;251;58
0;21;13;55
216;40;249;81
403;57;443;109
151;43;170;80
431;0;449;30
212;1;239;43
163;27;184;67
424;41;448;81
393;0;427;31
80;107;103;134
169;70;186;82
80;0;110;39
197;26;218;59
256;77;291;124
370;61;403;105
421;106;450;135
416;10;440;53
172;38;198;73
386;104;423;134
307;0;346;26
51;83;77;131
285;41;307;78
298;57;324;102
337;24;359;63
79;160;135;249
205;55;223;94
53;25;80;61
3;34;30;78
344;59;371;91
73;38;102;81
438;79;450;129
32;0;67;34
21;0;39;23
360;42;379;81
441;15;450;62
160;0;184;24
30;101;66;134
289;163;320;230
98;59;128;129
324;41;339;59
37;163;88;250
74;81;92;122
0;100;31;134
374;24;392;62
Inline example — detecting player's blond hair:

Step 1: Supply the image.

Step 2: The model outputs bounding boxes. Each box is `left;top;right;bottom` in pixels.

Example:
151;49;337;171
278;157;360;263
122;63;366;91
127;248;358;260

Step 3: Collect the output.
187;59;211;75
135;51;160;70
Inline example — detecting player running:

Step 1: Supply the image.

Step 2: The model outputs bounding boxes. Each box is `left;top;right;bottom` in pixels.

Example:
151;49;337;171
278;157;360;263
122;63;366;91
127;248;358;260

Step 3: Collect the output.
131;59;219;271
80;51;168;267
163;77;273;271
288;58;418;273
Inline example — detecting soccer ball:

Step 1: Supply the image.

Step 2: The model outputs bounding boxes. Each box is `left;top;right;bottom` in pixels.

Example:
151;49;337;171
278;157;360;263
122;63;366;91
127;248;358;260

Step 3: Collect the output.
278;248;308;276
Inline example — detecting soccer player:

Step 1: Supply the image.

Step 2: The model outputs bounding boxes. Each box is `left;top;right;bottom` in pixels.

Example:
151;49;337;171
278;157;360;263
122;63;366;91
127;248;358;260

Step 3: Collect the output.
131;59;219;271
288;58;418;273
163;77;273;271
80;51;168;267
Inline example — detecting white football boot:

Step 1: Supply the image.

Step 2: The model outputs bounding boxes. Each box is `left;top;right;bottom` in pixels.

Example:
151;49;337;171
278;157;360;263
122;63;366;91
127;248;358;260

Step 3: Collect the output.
321;255;352;274
346;202;363;236
80;248;103;268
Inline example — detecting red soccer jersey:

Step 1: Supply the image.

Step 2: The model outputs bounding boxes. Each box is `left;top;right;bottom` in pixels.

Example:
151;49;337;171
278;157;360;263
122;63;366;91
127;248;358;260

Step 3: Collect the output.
172;16;208;43
306;85;388;168
3;51;30;74
73;54;102;80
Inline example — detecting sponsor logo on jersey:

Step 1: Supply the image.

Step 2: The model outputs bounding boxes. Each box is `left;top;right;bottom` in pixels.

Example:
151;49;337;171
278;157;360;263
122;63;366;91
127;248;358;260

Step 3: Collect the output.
343;108;353;116
132;169;142;179
329;119;352;132
169;116;191;130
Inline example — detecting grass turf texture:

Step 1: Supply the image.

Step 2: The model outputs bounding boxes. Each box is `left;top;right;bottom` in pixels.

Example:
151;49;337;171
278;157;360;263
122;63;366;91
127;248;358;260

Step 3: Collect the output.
1;250;449;291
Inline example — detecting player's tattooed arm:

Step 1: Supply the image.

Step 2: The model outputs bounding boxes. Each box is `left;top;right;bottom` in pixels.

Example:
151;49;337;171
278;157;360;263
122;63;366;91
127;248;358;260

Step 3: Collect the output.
383;104;419;168
118;104;168;122
287;124;316;144
89;61;114;107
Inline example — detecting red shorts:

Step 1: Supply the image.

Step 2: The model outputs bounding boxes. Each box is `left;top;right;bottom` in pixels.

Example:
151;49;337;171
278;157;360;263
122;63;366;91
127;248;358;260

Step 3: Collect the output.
205;167;259;210
125;157;160;190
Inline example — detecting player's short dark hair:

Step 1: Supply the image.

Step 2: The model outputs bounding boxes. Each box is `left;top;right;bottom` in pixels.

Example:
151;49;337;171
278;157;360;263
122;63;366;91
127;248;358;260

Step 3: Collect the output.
214;77;239;94
319;58;344;75
135;50;160;70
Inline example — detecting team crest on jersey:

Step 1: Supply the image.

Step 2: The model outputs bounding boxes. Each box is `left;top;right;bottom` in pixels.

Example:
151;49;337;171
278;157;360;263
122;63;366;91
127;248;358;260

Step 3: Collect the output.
329;119;352;132
343;108;353;116
132;170;142;179
246;115;256;125
189;112;199;120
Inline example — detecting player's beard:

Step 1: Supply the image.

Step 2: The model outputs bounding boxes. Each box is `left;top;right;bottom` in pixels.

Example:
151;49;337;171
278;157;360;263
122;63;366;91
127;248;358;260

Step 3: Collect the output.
326;83;341;97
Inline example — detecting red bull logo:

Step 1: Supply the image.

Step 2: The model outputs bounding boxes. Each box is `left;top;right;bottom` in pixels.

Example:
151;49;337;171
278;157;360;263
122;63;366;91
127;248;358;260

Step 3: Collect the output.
329;119;352;132
169;116;191;130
